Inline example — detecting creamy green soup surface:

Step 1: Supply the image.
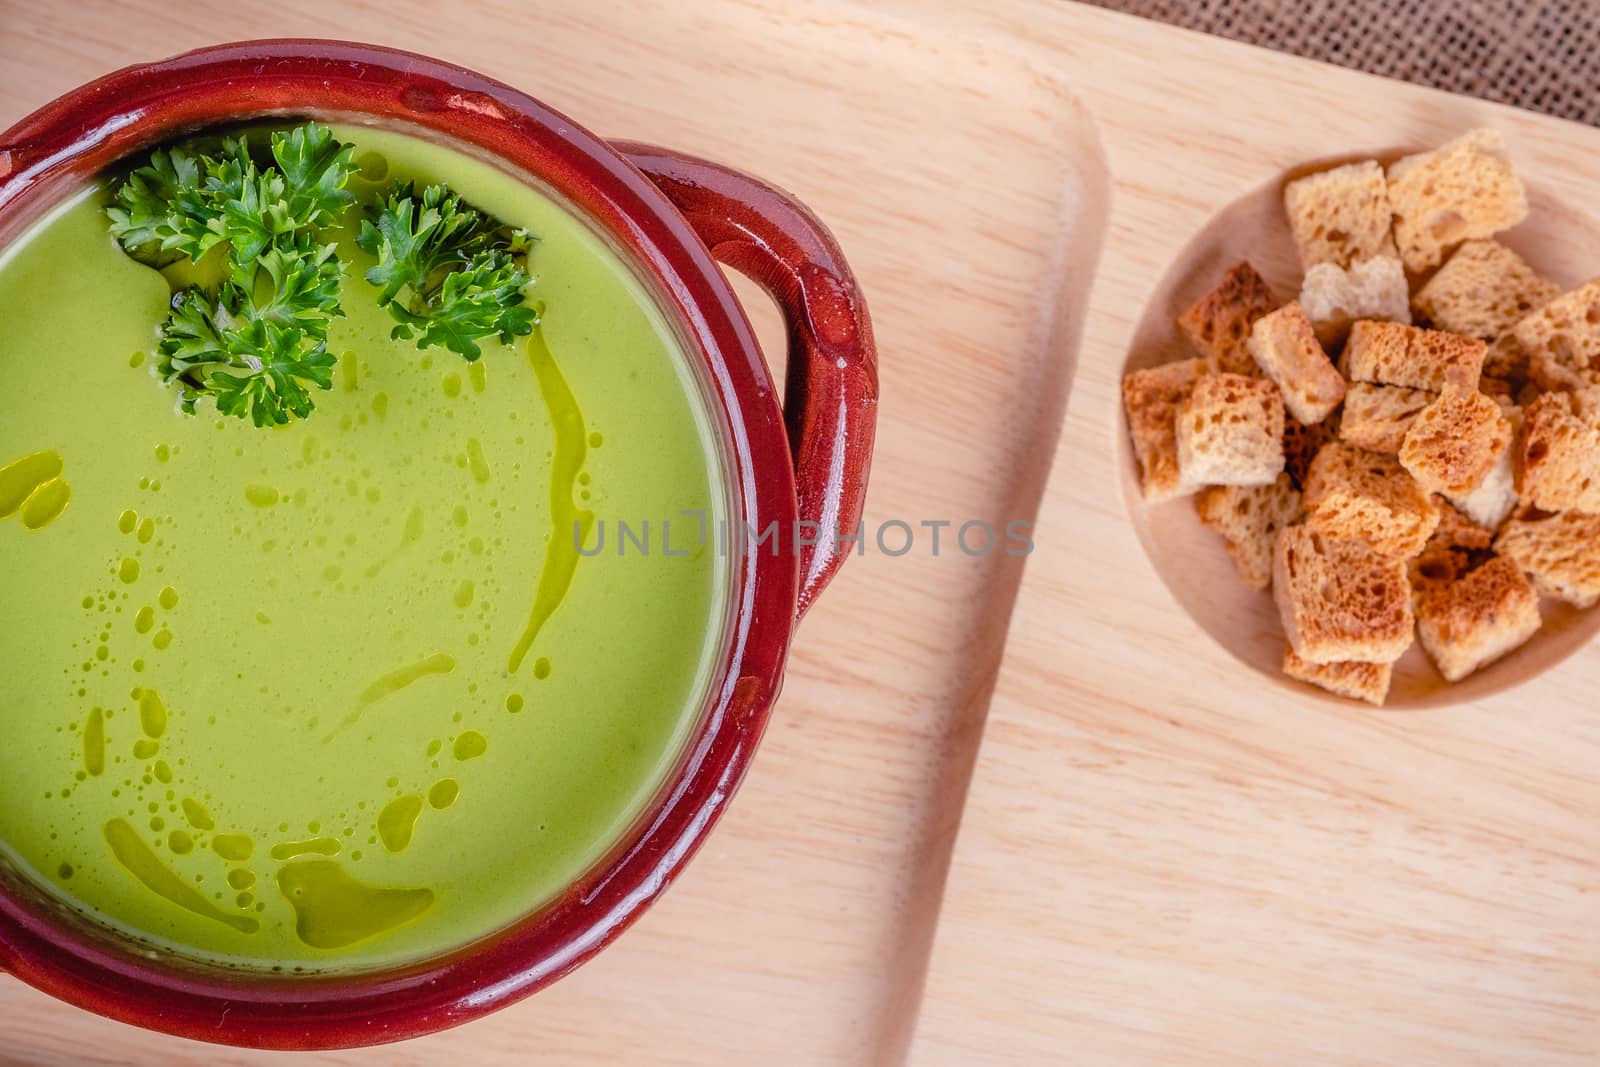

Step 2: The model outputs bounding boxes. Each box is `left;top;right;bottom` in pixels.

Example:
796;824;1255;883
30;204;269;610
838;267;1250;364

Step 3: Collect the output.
0;125;727;969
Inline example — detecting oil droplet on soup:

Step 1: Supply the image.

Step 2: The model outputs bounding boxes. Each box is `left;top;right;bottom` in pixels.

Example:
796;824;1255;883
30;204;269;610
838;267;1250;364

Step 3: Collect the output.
270;837;341;861
377;795;423;853
428;779;459;810
276;860;434;950
212;834;254;862
452;731;487;762
136;688;166;738
104;818;258;934
244;484;280;508
20;478;71;529
82;707;105;777
0;450;62;516
181;798;214;831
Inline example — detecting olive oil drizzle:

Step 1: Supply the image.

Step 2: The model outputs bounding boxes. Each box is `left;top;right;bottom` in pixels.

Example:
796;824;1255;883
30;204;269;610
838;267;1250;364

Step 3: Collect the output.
508;317;594;674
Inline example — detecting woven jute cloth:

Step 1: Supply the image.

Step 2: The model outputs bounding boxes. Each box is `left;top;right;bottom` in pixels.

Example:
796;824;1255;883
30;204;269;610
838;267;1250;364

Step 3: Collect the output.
1091;0;1600;125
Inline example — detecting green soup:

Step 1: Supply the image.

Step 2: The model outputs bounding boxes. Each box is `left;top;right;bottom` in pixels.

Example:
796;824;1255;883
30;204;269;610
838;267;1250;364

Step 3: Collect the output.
0;126;728;969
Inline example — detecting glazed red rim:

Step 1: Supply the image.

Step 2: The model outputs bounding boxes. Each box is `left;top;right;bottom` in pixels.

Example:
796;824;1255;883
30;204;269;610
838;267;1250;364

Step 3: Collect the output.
0;41;801;1047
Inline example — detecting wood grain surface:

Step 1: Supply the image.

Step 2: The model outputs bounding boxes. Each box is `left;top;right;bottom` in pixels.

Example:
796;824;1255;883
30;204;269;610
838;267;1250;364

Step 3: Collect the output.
0;1;1100;1064
910;4;1600;1066
8;2;1598;1064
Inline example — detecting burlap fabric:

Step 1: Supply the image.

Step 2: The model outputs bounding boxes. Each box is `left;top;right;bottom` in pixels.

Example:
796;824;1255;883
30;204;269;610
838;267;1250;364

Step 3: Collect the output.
1091;0;1600;125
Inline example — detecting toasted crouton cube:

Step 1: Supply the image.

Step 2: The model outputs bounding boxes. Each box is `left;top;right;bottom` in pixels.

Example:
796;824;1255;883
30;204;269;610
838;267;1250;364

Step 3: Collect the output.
1282;645;1393;705
1495;509;1600;607
1387;129;1529;272
1123;358;1206;502
1178;261;1280;376
1345;320;1487;392
1339;383;1436;455
1274;526;1415;665
1283;415;1330;489
1304;441;1441;558
1398;385;1513;496
1245;303;1346;425
1196;474;1304;591
1483;336;1531;381
1283;161;1397;271
1175;373;1285;488
1413;240;1559;342
1519;387;1600;512
1415;556;1541;682
1512;279;1600;391
1411;499;1495;594
1447;423;1519;530
1298;255;1410;345
1479;376;1516;405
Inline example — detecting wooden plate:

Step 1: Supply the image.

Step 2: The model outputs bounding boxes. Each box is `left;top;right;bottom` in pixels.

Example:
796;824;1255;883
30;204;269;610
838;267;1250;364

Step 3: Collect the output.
1125;159;1600;709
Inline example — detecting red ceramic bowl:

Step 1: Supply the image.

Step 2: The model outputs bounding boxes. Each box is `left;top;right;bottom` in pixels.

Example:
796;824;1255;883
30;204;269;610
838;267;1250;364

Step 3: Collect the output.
0;40;877;1048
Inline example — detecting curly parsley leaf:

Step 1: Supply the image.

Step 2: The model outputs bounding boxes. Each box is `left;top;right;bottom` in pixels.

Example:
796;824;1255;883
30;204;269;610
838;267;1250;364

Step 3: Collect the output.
200;137;292;266
271;123;358;232
109;124;358;425
155;289;330;424
157;288;234;396
106;147;218;265
206;321;337;427
357;182;535;360
108;123;359;271
241;237;344;338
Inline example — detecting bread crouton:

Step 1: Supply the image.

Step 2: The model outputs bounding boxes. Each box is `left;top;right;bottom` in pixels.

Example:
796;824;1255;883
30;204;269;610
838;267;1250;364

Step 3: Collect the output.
1411;499;1495;594
1177;261;1279;376
1196;474;1304;591
1339;383;1436;455
1483;336;1531;381
1415;556;1542;681
1512;279;1600;392
1344;320;1487;392
1398;385;1513;496
1274;525;1415;664
1518;387;1600;513
1123;358;1206;502
1283;415;1331;489
1283;161;1397;271
1245;303;1347;425
1282;645;1393;705
1495;509;1600;608
1304;441;1441;558
1387;129;1529;272
1446;420;1519;530
1413;240;1559;342
1176;373;1285;488
1479;376;1516;405
1298;256;1410;345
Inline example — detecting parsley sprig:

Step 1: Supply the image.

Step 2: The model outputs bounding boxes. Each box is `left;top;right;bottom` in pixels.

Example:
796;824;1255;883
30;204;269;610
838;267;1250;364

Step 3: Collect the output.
112;125;540;425
107;124;537;425
357;182;536;360
108;124;356;425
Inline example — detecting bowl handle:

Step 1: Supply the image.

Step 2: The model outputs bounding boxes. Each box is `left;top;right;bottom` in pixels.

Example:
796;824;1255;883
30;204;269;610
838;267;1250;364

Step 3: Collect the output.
614;143;879;618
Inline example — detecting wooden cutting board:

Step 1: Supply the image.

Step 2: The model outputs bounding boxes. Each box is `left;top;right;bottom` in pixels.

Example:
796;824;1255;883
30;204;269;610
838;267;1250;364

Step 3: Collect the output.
910;4;1600;1066
7;2;1599;1064
0;1;1101;1064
